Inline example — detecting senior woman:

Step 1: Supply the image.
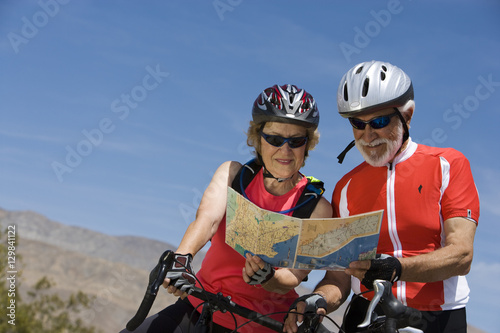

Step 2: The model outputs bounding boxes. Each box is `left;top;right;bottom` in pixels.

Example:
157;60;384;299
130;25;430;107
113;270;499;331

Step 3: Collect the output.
121;84;332;333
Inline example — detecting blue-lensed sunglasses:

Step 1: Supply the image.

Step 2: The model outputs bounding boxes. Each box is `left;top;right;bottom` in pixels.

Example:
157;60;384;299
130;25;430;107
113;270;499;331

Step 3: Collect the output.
260;132;308;148
348;112;398;130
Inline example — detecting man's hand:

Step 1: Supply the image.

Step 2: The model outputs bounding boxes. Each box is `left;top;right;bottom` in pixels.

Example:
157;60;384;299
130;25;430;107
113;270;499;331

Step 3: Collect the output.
345;260;371;281
345;254;401;289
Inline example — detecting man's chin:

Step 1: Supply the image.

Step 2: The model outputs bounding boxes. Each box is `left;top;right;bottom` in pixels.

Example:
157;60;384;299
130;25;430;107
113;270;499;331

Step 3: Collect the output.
356;138;401;167
365;158;388;167
361;149;391;167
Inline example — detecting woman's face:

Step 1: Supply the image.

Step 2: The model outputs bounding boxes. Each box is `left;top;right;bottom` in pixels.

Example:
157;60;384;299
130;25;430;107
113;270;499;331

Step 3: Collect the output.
259;122;308;180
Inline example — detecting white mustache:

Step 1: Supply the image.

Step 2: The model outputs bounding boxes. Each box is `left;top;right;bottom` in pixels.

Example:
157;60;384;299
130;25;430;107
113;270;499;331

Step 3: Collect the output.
357;138;390;147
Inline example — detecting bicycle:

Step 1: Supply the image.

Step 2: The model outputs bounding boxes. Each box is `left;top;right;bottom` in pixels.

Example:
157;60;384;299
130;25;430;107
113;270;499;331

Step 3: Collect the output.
126;250;423;333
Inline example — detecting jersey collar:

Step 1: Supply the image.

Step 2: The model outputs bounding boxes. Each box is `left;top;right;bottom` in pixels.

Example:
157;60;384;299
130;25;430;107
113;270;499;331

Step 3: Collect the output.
390;137;417;167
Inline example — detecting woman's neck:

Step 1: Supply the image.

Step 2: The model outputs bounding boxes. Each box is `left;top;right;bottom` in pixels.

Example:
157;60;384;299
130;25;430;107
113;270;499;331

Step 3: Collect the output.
263;172;302;196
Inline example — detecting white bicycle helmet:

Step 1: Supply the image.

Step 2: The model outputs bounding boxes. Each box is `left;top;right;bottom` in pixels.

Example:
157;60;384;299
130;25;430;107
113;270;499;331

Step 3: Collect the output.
337;60;413;118
336;61;414;164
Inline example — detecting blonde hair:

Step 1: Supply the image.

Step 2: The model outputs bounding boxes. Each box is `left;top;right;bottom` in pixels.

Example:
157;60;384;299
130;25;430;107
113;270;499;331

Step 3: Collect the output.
246;121;320;167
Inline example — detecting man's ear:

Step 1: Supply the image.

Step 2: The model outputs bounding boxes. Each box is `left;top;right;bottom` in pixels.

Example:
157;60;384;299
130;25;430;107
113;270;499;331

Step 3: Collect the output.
406;106;414;128
402;100;415;128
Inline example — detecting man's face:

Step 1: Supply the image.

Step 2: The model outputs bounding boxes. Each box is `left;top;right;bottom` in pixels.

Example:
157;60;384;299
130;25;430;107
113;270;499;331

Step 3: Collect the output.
350;108;404;167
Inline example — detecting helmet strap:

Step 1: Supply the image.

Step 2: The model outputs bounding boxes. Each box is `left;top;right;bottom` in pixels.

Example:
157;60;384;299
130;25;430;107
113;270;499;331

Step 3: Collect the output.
337;140;356;164
263;169;294;183
256;153;294;183
394;108;410;155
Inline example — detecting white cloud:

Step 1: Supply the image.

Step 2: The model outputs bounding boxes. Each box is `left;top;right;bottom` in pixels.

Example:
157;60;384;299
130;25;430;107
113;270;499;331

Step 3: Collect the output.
0;129;66;144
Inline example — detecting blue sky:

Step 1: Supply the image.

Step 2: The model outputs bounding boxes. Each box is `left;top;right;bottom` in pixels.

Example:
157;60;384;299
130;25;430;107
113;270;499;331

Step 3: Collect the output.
1;1;499;332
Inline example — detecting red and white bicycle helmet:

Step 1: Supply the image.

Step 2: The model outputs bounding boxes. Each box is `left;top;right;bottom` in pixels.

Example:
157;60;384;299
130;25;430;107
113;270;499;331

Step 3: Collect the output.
337;60;414;118
252;84;319;128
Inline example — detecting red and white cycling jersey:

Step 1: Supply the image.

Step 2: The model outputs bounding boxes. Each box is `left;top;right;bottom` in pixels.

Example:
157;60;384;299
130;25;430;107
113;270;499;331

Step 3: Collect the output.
332;139;479;311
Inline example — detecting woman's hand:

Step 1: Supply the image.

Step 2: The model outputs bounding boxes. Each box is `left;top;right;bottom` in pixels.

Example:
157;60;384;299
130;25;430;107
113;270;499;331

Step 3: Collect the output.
242;253;275;285
161;253;196;299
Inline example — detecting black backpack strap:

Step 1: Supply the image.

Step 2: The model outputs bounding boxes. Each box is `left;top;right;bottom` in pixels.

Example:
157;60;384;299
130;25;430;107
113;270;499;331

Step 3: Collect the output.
231;159;325;219
291;177;325;218
231;159;262;196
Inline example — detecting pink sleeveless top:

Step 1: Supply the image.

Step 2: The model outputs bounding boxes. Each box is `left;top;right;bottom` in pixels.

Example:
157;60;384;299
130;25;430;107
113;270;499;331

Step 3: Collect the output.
188;169;308;332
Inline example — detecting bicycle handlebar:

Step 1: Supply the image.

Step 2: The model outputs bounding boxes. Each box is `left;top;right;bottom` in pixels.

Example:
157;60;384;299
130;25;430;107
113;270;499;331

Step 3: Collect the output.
126;250;422;333
188;287;283;331
126;250;284;332
126;250;173;331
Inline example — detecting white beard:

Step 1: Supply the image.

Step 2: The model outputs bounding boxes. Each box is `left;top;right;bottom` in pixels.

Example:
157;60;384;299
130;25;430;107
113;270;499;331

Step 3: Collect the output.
355;125;403;167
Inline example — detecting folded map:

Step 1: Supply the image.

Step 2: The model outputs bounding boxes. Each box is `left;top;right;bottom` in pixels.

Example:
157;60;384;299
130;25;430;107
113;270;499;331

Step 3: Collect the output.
225;187;383;270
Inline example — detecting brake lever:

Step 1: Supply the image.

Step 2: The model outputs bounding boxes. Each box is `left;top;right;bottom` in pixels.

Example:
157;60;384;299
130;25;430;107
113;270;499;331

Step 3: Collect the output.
357;279;387;328
149;250;173;295
378;280;405;320
298;314;320;333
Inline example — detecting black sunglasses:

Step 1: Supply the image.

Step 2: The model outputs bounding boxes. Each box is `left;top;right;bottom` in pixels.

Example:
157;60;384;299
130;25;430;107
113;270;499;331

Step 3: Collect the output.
348;112;398;130
260;132;308;149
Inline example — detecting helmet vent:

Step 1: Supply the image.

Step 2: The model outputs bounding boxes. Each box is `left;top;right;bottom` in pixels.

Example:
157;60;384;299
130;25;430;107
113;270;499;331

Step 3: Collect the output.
343;83;348;101
382;65;387;72
381;71;386;81
362;78;369;97
355;66;363;74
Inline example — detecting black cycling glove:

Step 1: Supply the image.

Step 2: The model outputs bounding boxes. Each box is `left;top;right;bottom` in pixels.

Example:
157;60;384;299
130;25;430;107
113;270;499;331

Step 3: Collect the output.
361;254;402;289
247;261;275;285
165;253;196;292
285;293;327;321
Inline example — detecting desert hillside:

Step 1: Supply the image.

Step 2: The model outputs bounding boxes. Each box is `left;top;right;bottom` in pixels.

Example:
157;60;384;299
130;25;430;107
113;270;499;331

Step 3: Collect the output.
0;208;185;332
